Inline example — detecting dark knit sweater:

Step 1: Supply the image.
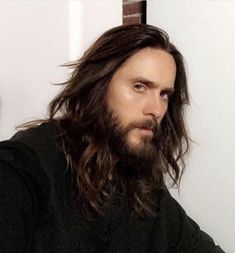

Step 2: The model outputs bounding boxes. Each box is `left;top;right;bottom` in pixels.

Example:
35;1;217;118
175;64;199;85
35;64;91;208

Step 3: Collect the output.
0;123;224;252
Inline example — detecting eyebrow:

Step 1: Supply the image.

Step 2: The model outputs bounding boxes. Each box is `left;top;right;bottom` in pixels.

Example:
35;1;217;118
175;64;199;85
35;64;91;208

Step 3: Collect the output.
129;77;175;92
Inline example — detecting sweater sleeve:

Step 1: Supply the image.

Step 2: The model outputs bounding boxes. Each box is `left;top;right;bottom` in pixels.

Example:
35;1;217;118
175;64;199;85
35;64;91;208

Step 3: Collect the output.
164;189;225;253
0;141;50;253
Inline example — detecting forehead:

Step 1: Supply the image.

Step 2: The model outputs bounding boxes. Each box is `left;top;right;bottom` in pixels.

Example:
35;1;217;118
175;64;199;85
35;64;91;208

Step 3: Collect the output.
111;47;176;88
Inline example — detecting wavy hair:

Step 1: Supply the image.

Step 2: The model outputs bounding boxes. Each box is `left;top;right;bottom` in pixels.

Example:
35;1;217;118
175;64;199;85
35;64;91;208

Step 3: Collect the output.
48;24;190;218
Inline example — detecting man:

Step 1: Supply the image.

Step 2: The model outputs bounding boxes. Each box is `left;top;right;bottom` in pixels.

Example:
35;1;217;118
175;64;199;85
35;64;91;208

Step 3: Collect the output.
0;24;224;252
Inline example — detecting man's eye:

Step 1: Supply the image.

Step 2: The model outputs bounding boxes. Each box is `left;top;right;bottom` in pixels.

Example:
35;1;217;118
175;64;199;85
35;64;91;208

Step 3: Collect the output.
160;91;171;101
133;83;146;92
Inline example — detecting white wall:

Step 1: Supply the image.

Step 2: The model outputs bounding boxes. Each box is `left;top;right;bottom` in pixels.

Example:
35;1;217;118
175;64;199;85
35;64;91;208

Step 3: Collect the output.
148;1;235;252
0;0;122;140
0;1;69;139
69;0;122;60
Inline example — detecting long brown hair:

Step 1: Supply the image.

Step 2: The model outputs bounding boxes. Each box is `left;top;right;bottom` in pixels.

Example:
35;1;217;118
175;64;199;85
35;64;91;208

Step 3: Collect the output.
47;24;190;218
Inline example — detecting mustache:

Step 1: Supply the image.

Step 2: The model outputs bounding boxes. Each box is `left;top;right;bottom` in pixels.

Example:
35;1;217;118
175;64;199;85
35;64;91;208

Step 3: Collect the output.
122;119;159;134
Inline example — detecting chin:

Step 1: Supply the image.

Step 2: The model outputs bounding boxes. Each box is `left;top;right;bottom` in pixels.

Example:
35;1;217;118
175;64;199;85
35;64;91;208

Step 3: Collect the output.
128;137;154;153
127;139;143;151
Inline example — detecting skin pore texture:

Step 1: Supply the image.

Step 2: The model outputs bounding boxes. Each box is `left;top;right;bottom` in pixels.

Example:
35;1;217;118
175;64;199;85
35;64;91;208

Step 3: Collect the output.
106;48;176;154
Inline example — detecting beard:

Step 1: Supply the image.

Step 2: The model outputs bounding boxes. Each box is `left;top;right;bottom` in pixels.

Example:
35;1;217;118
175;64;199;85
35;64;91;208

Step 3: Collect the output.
97;107;162;178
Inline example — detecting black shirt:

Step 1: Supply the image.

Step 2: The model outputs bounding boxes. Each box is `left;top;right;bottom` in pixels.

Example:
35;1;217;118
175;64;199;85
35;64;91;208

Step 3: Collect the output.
0;123;224;252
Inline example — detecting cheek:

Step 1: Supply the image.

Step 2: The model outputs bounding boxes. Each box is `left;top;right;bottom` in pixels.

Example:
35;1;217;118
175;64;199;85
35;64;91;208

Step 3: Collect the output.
107;90;142;124
108;85;128;109
115;106;139;128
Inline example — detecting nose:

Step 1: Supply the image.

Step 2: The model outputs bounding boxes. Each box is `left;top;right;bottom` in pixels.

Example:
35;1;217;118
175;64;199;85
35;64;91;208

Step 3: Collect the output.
143;93;167;123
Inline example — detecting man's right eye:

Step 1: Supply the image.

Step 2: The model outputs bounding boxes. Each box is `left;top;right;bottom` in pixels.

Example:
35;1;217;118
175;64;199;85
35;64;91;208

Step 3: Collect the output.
133;83;146;92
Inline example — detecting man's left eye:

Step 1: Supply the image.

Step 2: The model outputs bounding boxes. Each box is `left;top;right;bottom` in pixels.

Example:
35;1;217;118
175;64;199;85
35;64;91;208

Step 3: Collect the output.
160;91;171;101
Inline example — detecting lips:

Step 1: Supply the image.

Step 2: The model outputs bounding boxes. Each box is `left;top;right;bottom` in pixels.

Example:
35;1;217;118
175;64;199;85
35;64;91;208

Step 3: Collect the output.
138;127;154;136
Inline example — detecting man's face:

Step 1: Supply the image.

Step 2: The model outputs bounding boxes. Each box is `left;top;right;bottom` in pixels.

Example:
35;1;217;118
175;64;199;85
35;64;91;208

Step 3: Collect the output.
106;48;176;153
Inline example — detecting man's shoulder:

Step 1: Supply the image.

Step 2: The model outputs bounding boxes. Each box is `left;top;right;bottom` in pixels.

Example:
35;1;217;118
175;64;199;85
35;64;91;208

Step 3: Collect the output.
7;122;61;158
11;121;65;169
0;123;59;208
11;121;59;147
0;121;66;180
